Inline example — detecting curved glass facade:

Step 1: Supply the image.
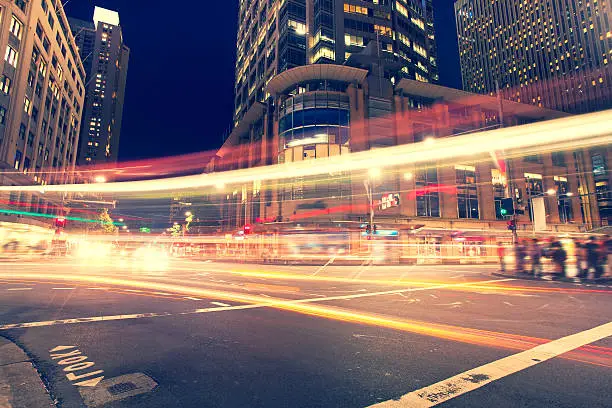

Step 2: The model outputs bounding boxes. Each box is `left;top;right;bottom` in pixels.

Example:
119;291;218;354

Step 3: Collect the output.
278;92;350;149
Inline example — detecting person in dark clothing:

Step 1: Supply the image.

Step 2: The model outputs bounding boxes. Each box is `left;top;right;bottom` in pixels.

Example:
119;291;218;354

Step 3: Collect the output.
574;240;588;279
515;241;527;274
550;240;567;276
603;235;612;278
585;236;602;280
530;238;542;276
497;242;506;272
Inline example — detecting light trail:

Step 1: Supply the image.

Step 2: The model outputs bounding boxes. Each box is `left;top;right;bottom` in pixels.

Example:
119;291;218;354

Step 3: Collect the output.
0;272;610;368
1;110;610;194
0;208;125;225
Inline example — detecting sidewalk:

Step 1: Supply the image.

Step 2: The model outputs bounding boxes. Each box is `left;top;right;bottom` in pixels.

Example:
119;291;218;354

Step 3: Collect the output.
492;271;612;286
0;337;55;407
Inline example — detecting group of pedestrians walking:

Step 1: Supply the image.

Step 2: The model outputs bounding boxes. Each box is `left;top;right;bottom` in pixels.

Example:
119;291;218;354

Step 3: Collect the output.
497;235;612;281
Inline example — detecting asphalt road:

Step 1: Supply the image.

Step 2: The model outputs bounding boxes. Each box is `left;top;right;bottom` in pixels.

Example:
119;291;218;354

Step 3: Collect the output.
0;258;610;408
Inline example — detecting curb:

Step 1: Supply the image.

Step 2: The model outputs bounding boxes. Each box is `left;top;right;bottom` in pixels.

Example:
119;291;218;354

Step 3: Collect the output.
0;336;56;407
492;272;612;286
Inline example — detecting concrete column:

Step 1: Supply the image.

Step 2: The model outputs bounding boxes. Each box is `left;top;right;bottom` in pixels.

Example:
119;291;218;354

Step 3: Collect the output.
565;151;587;225
476;163;496;220
400;169;417;217
438;166;458;219
542;154;561;224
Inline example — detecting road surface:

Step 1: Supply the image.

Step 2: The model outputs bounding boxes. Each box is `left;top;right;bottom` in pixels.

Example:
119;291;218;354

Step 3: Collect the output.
0;259;610;407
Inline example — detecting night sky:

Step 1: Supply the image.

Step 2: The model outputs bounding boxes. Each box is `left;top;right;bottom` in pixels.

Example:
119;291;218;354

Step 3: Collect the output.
65;0;461;162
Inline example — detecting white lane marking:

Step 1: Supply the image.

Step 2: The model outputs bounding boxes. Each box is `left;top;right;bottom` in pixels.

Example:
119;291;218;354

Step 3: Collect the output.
311;257;336;276
184;297;201;301
503;301;515;307
210;301;231;307
7;287;33;291
86;287;107;290
259;293;272;298
0;278;514;330
367;321;612;408
152;292;172;296
123;289;143;293
52;287;76;290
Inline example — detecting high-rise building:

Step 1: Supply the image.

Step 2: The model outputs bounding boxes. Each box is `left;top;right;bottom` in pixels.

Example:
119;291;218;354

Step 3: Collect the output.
69;6;129;166
456;0;612;220
0;0;86;189
234;0;438;125
455;0;612;114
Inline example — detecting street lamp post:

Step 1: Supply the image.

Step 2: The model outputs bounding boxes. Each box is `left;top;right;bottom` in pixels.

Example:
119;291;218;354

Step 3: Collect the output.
364;168;381;240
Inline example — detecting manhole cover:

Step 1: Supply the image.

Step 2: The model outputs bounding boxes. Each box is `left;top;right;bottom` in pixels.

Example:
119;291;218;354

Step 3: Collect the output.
108;382;138;395
80;373;157;407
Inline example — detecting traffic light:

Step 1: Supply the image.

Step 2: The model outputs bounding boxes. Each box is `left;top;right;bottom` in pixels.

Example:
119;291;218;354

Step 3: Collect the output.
54;217;66;228
243;224;252;235
365;224;371;234
394;194;401;206
507;220;517;231
500;198;515;216
373;225;378;234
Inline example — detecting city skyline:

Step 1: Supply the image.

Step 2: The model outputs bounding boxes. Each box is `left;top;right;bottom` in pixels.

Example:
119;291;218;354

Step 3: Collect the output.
64;0;462;162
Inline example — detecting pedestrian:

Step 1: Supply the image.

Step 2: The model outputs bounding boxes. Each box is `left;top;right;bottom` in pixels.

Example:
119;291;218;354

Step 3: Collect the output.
574;239;588;279
585;236;602;280
497;242;506;272
530;238;542;276
604;235;612;277
515;240;527;274
551;240;567;276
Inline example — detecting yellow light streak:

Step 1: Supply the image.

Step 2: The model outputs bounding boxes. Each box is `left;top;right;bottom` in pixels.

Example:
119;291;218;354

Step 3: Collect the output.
1;272;610;368
1;110;610;194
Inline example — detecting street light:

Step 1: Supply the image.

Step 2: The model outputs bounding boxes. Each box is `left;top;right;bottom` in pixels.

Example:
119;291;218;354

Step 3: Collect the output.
94;175;107;183
364;168;382;242
185;211;192;217
368;168;381;178
403;172;414;181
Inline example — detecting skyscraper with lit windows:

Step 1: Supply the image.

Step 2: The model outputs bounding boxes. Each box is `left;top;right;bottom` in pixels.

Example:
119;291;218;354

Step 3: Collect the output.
455;0;612;114
456;0;612;220
69;7;129;166
234;0;438;125
0;0;85;187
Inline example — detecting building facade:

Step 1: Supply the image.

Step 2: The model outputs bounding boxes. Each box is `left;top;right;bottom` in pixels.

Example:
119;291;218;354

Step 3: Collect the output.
216;63;604;247
234;0;438;126
455;0;612;221
455;0;612;114
0;0;86;219
70;7;129;166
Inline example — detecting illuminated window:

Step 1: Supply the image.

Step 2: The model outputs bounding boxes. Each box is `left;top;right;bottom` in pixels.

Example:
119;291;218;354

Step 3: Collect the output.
10;16;23;39
24;96;30;114
344;3;368;15
411;17;425;30
344;34;364;46
311;46;335;62
374;25;392;37
0;76;11;95
4;45;19;68
395;1;408;18
288;20;306;35
413;44;427;58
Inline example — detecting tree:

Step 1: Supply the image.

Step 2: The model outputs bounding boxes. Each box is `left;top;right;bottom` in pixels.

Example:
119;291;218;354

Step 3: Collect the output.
170;223;182;237
98;209;118;234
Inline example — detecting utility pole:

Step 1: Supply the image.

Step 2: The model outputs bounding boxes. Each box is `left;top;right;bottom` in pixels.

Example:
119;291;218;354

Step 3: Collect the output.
496;80;518;244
